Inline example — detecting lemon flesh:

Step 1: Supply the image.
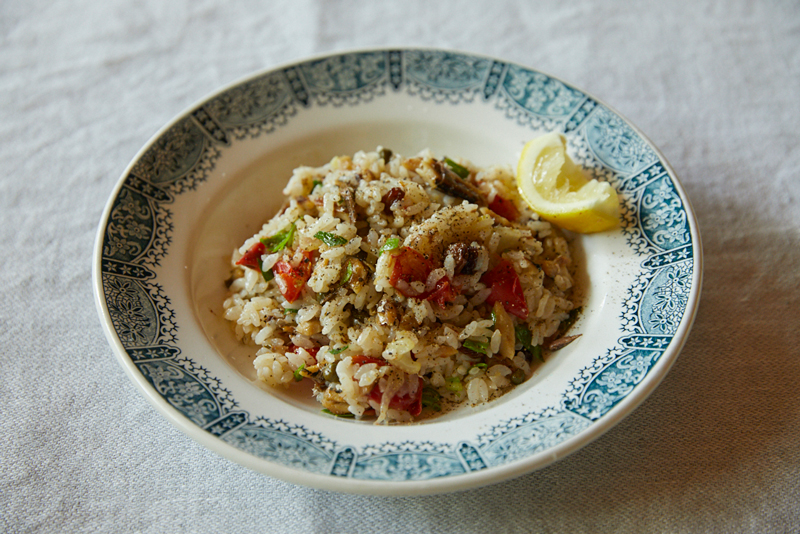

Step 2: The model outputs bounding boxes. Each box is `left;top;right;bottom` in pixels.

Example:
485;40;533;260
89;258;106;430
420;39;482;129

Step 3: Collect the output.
516;132;619;233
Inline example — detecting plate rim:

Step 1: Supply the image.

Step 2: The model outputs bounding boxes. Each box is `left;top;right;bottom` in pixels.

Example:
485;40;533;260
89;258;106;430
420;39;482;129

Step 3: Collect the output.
92;46;703;495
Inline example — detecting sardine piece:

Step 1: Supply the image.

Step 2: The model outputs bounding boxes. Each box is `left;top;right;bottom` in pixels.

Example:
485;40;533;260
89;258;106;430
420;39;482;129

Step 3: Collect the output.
431;160;485;205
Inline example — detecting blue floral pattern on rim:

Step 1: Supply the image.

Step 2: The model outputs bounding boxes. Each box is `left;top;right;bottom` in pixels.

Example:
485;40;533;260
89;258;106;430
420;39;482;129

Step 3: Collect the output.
98;49;697;482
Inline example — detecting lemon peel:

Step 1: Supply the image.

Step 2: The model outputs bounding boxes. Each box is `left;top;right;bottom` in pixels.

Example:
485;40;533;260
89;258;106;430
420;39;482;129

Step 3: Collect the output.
516;132;619;233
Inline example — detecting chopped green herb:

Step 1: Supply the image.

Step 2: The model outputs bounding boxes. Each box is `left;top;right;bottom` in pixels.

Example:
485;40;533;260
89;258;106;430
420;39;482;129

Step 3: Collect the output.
515;325;532;350
321;408;355;418
462;339;488;354
490;309;497;326
531;344;543;362
261;223;296;253
515;325;543;362
293;364;305;382
256;257;274;282
444;157;470;179
284;308;298;314
379;148;393;164
421;387;441;411
314;231;348;247
329;345;349;355
311;180;323;192
469;363;488;371
446;376;463;393
377;237;400;256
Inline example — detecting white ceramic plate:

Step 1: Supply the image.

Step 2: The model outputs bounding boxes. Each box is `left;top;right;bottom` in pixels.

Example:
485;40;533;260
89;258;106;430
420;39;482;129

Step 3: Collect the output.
93;48;702;495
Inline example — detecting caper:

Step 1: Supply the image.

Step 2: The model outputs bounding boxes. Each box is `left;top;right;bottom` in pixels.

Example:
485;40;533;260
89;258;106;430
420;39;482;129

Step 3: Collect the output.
322;363;339;383
511;369;526;385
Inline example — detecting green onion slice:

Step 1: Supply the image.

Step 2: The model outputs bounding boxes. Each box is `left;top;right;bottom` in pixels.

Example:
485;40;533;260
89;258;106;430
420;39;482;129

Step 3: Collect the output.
462;339;488;354
377;237;400;256
340;259;354;285
421;387;441;411
446;376;463;392
444;157;470;179
329;345;349;355
321;408;355;418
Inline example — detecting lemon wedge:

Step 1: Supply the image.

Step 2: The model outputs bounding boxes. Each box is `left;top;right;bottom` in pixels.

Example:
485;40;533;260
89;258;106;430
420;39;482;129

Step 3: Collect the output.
516;132;619;233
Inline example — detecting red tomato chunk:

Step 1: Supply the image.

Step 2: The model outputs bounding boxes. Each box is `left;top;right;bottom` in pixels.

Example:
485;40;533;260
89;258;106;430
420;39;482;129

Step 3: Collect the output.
235;242;266;270
488;194;519;222
389;246;461;306
351;356;424;416
480;258;529;319
426;277;459;308
389;247;434;297
273;251;314;303
367;374;424;417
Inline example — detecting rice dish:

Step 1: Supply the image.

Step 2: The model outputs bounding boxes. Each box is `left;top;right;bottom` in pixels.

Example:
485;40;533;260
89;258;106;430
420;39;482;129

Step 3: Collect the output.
222;148;578;423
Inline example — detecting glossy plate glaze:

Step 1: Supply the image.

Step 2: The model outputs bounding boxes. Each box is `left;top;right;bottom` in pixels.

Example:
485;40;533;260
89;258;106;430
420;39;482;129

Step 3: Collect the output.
93;48;702;495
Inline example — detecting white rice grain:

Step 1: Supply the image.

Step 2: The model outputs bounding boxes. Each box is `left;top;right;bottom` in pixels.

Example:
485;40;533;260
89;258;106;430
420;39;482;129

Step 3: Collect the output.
466;378;489;404
490;329;502;354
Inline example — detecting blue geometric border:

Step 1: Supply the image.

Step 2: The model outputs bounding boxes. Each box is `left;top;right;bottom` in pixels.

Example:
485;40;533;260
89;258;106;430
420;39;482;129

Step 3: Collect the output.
99;49;697;481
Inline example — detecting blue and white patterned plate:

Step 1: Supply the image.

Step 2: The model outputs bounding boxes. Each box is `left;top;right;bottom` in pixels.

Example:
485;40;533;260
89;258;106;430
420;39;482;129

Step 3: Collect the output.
93;48;702;495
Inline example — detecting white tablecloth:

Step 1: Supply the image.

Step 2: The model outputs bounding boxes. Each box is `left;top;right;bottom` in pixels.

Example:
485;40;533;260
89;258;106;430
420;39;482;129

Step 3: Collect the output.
3;1;799;532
